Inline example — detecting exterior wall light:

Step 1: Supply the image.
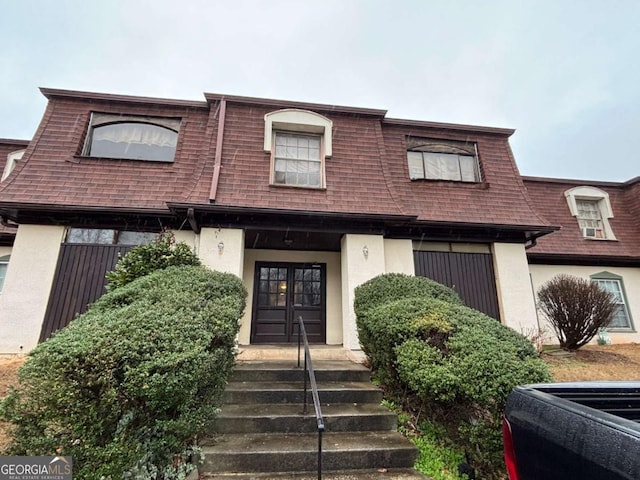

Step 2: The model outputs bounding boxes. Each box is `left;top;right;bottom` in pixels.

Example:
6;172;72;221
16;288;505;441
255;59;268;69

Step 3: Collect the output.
362;245;369;258
217;241;224;253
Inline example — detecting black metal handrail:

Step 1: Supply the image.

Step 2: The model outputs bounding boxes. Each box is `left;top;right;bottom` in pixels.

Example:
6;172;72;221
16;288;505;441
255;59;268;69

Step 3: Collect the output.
297;315;325;480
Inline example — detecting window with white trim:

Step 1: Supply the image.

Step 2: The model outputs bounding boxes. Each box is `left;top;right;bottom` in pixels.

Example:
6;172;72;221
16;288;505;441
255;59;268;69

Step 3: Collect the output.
576;200;605;239
564;186;616;240
273;132;322;187
264;109;332;189
83;113;180;162
407;138;480;182
2;149;25;182
591;272;634;330
0;255;9;293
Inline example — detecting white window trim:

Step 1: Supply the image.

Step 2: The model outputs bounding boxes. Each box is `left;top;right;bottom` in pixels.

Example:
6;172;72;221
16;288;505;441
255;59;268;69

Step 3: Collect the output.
82;112;181;162
2;149;25;182
564;186;616;240
272;131;325;188
591;271;635;331
264;109;332;157
0;254;10;294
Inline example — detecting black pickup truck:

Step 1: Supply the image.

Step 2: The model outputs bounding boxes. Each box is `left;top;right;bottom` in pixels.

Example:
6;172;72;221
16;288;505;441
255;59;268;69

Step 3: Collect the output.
503;382;640;480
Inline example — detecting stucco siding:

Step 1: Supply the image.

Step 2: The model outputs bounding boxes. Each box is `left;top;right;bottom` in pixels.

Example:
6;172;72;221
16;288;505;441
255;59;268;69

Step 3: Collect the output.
384;239;414;274
492;243;539;335
0;225;65;353
529;264;640;344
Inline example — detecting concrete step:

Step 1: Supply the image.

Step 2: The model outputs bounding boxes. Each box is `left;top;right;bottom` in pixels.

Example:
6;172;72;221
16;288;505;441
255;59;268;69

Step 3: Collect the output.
222;381;383;405
215;403;397;434
231;361;371;383
200;468;430;479
200;432;419;473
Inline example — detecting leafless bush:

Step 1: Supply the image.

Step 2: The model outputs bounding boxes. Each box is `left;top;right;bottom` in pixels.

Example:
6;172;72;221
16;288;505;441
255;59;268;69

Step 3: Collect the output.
537;274;617;351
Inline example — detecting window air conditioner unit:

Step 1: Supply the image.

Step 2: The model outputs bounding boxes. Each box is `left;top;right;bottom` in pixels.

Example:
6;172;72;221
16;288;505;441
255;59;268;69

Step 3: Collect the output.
582;227;603;238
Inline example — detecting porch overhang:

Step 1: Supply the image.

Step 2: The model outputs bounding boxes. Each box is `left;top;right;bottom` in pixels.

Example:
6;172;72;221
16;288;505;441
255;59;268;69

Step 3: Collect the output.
0;202;179;231
168;203;559;246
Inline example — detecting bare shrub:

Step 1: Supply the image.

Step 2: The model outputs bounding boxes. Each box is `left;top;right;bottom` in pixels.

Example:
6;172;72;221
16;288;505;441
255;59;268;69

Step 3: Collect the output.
537;274;618;351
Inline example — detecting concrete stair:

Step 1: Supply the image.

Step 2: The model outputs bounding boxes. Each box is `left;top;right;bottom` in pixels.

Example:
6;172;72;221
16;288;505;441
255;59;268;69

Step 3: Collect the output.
200;360;427;479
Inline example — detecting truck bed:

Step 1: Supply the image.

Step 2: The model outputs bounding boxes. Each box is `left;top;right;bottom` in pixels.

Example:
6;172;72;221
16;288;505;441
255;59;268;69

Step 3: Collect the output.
504;382;640;480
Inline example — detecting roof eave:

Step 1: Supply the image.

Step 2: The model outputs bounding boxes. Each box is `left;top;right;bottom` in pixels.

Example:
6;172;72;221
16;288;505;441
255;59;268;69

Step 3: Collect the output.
383;117;515;136
204;93;388;117
40;87;208;109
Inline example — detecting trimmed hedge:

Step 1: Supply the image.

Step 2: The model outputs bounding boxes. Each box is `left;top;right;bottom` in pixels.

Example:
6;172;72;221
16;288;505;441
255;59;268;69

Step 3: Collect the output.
355;274;551;479
106;232;201;290
354;273;462;319
1;265;246;479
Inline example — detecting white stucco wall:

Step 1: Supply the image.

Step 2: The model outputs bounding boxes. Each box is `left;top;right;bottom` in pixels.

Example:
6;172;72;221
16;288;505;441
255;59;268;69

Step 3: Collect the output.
529;264;640;344
0;225;65;353
171;230;197;251
384;239;415;274
241;249;342;345
197;227;245;277
492;243;540;335
341;234;387;350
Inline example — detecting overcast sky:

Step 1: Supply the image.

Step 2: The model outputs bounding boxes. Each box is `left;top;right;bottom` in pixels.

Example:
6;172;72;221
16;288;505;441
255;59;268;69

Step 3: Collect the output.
1;0;638;182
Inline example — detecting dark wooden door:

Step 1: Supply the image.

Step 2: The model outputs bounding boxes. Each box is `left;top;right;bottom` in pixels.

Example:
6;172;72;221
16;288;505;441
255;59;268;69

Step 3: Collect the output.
251;262;326;344
414;250;500;320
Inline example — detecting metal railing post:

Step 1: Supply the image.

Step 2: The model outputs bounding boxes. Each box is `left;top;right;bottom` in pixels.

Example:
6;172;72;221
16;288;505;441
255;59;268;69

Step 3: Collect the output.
297;315;324;480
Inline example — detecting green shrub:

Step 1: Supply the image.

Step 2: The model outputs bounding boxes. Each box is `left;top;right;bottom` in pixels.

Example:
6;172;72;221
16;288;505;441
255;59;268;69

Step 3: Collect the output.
354;273;462;319
354;273;551;479
0;265;246;479
106;232;201;290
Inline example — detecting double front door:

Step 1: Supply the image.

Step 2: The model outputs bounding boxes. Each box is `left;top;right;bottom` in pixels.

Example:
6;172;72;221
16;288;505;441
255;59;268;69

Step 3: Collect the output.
251;262;326;344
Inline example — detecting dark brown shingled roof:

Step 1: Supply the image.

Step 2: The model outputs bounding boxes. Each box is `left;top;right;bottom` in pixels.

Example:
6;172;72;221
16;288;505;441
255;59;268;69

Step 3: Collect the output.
0;139;28;241
0;88;554;236
524;176;640;259
0;90;212;211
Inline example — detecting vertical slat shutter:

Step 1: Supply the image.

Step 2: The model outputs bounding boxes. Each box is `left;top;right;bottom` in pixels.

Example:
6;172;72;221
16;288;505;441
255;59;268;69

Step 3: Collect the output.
39;244;131;342
413;250;500;320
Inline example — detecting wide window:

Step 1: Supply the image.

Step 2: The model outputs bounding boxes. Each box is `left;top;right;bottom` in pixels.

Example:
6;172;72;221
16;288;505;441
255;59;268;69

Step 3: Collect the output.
273;132;322;187
591;272;634;330
407;138;480;182
0;255;9;293
66;228;159;245
83;113;180;162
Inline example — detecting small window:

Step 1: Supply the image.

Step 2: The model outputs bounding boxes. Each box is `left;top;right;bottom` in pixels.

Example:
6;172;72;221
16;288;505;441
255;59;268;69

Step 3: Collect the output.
0;254;9;293
407;138;480;182
564;186;615;240
576;200;605;239
591;272;634;330
2;149;25;182
273;132;322;187
264;109;332;189
83;113;180;162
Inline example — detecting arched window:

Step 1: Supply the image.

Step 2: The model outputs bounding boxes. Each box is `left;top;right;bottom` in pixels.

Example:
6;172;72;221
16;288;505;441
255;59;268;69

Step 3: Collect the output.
264;109;333;188
564;186;616;240
0;254;10;293
83;113;180;162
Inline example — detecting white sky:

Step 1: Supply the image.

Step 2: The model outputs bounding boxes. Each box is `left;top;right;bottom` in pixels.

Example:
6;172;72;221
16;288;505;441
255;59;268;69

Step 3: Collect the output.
1;0;638;181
